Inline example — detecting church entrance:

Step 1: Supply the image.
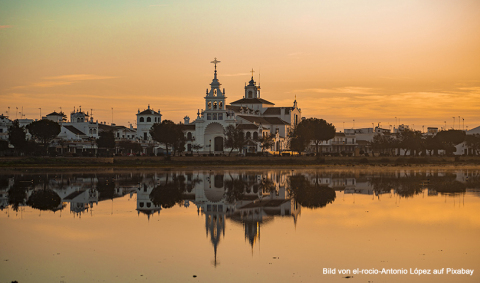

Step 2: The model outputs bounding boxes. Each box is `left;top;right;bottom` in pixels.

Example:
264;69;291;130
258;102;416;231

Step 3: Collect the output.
214;137;224;152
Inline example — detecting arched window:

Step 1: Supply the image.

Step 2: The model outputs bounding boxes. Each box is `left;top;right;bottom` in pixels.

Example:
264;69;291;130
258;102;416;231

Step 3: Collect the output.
208;101;212;109
214;175;223;188
219;101;223;109
147;117;151;122
253;132;258;140
246;132;251;139
213;89;217;96
140;117;144;122
213;101;217;109
248;91;253;98
187;132;192;140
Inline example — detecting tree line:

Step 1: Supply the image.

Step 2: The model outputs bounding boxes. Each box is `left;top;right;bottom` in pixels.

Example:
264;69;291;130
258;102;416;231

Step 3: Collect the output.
371;129;480;156
5;117;478;157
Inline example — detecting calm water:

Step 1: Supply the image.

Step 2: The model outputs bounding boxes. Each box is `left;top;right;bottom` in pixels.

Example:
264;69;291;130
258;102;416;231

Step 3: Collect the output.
1;167;479;283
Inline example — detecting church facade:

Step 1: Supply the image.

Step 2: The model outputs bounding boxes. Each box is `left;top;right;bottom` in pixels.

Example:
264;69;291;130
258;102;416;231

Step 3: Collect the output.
182;59;302;154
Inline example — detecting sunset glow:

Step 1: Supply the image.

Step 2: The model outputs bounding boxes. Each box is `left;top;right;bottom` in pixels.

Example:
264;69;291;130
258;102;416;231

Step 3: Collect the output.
1;0;479;130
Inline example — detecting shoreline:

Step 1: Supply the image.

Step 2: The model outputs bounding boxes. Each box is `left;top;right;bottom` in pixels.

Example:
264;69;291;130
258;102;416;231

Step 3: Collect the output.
1;156;480;171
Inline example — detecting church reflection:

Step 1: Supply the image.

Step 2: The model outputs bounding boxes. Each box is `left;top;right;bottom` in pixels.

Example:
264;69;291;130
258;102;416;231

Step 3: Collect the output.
1;168;479;264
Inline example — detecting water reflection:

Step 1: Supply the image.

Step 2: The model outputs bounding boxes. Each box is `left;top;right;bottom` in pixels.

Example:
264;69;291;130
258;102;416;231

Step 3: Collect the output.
1;168;479;266
1;169;478;215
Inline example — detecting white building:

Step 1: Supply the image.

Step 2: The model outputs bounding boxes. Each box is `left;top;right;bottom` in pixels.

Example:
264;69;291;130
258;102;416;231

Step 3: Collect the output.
136;105;162;141
57;108;99;140
182;59;301;154
0;114;13;141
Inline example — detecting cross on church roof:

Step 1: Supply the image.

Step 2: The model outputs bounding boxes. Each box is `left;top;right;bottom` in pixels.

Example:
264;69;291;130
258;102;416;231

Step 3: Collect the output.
250;68;255;77
211;57;221;70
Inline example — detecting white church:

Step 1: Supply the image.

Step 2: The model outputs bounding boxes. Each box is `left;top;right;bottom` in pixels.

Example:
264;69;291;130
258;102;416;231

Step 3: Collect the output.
182;58;302;154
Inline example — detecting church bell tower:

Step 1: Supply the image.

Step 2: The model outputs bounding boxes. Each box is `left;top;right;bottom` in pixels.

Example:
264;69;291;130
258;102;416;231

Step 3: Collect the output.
204;58;227;122
244;68;260;99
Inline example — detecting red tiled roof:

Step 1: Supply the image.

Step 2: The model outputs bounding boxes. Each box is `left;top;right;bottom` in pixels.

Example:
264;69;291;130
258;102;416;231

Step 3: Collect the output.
230;98;275;105
64;125;86;136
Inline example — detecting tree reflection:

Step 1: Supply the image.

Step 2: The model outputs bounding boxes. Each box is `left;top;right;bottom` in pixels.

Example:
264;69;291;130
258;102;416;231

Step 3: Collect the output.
26;189;62;211
466;174;480;189
149;174;185;209
431;179;466;194
259;177;276;194
97;176;116;200
368;171;465;198
288;174;336;208
224;176;246;203
8;182;28;212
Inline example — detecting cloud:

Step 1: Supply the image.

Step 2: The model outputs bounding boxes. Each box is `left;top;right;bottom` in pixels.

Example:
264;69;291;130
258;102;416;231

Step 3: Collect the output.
296;87;379;95
0;25;12;29
32;81;74;88
45;74;117;81
11;74;117;89
293;86;480;128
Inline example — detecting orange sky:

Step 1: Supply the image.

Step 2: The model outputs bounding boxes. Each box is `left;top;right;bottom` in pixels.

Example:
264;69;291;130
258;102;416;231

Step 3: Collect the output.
1;0;479;131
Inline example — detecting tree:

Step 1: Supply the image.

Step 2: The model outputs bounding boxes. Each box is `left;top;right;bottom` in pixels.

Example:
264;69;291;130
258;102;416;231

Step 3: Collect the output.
465;135;480;155
258;134;275;153
150;120;185;156
435;130;466;156
59;111;67;122
173;133;186;156
27;119;61;154
397;129;423;156
191;143;203;156
8;120;27;154
293;118;336;156
118;140;142;155
424;135;443;156
289;134;308;155
97;131;116;149
224;124;245;156
371;134;396;156
0;140;8;151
